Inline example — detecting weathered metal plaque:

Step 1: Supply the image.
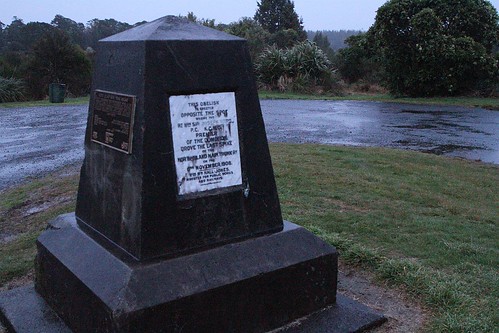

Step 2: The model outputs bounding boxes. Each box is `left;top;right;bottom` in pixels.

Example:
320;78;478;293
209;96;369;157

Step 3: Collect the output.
91;90;136;154
169;92;242;196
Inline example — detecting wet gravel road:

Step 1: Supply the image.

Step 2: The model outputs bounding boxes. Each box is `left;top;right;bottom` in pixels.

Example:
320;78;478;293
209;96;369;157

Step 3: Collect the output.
1;100;497;191
261;100;498;163
0;105;87;191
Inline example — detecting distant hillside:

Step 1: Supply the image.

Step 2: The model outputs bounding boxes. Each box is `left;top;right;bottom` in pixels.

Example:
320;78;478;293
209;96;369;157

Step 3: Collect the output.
307;30;363;51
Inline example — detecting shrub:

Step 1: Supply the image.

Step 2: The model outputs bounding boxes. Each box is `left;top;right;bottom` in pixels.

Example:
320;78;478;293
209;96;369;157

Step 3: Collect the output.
25;29;91;99
335;33;384;85
0;76;25;103
372;0;499;96
255;45;288;86
223;18;270;61
0;52;30;79
255;41;338;93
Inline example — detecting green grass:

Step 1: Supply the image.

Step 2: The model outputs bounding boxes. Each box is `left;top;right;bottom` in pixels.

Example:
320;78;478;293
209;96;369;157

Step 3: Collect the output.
0;96;89;108
0;180;49;212
270;144;498;332
0;232;39;284
0;169;79;285
0;145;497;332
259;91;499;110
2;93;497;110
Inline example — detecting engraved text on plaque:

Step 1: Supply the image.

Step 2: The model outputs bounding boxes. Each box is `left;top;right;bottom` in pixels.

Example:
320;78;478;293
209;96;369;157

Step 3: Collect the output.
169;92;242;196
91;90;136;154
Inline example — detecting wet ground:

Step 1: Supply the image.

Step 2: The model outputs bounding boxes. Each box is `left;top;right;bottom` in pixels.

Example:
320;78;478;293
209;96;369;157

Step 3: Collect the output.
0;100;497;191
0;105;87;191
261;100;498;164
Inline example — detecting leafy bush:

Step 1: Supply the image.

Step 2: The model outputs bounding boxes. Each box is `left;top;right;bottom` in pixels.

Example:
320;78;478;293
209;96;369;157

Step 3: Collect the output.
0;52;30;79
287;41;331;79
25;29;91;99
372;0;499;96
255;45;288;86
335;33;384;84
0;77;25;103
268;29;300;48
255;41;337;93
224;18;270;61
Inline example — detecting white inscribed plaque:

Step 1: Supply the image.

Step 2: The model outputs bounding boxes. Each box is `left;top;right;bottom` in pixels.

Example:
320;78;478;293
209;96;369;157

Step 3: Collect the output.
169;92;242;196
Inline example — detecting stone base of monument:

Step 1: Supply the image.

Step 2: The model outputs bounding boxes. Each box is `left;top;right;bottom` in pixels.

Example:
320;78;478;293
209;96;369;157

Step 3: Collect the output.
0;288;385;333
0;213;386;333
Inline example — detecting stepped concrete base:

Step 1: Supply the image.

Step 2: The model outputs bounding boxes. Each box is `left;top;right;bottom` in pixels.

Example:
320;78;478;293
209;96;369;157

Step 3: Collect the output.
34;214;340;332
0;286;385;333
0;213;386;332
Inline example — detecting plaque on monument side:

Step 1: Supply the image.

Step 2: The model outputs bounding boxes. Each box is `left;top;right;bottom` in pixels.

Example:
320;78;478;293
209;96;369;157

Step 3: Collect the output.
169;92;242;197
91;90;136;154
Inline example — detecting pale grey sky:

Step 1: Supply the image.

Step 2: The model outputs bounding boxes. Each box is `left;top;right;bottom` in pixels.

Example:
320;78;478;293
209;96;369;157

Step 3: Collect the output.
3;0;498;31
2;0;391;31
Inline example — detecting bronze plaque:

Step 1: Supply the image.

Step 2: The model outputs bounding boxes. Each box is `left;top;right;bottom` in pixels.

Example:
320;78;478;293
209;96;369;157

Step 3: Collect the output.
91;90;136;154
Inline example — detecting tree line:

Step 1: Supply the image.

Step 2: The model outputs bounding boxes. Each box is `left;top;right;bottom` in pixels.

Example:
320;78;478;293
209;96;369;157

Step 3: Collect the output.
306;30;363;51
0;0;498;103
0;15;144;101
350;0;499;97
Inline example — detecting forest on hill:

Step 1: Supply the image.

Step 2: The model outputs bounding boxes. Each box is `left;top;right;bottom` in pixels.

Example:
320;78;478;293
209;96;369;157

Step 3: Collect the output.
1;0;498;102
307;30;363;50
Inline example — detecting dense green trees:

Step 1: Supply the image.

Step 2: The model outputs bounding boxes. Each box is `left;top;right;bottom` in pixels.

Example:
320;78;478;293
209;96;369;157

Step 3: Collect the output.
307;30;363;51
312;32;334;61
254;0;306;46
85;19;132;49
0;15;135;54
51;15;85;46
335;33;383;84
0;76;24;102
180;3;337;93
224;18;270;60
0;3;338;99
251;0;338;92
254;0;305;34
0;15;134;100
3;0;496;100
371;0;499;96
25;29;91;99
1;18;57;53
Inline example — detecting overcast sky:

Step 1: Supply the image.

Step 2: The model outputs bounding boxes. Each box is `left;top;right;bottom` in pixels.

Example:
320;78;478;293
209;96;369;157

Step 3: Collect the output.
3;0;498;31
2;0;395;31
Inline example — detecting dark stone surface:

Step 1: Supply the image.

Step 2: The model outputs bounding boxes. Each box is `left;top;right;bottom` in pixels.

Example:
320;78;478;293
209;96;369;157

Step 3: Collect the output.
0;286;71;333
0;288;385;333
34;213;338;332
76;16;282;260
273;295;386;333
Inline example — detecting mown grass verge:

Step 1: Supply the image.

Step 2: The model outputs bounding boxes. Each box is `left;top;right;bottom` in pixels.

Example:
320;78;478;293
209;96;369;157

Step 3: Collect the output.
0;145;497;332
259;91;499;110
2;93;498;110
270;144;498;332
0;96;89;108
0;167;79;285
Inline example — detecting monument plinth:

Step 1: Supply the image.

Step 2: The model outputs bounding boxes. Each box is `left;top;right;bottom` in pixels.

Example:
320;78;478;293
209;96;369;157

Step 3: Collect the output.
0;16;385;333
74;17;282;261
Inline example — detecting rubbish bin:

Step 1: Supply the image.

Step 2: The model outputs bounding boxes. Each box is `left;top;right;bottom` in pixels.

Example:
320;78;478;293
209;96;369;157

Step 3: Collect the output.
49;83;66;103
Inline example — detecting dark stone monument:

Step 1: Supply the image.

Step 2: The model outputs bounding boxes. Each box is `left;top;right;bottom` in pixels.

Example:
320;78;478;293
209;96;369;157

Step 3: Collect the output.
0;16;385;332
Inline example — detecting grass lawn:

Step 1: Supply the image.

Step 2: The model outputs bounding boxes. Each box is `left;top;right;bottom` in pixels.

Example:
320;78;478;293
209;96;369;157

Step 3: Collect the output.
271;144;498;332
1;93;498;110
0;96;89;108
259;91;499;110
0;145;498;332
0;170;79;285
